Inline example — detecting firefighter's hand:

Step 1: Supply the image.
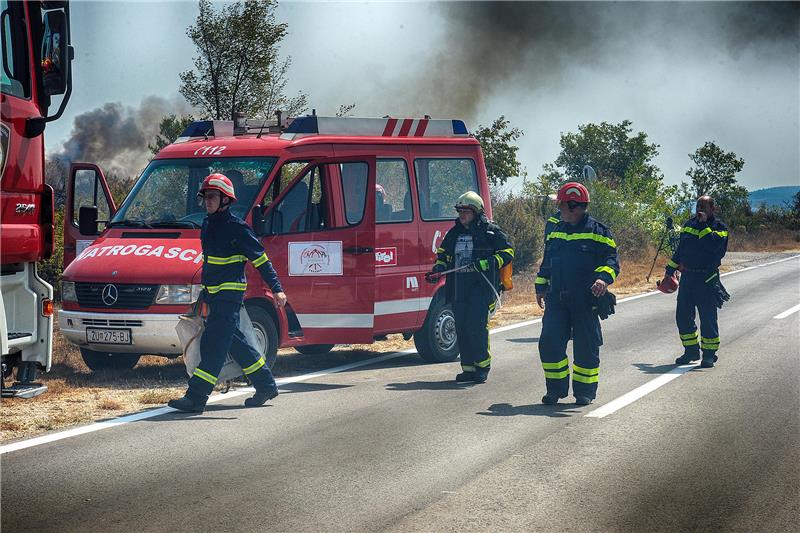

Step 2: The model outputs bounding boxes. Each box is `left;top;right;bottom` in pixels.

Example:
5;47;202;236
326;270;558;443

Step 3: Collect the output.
274;291;287;308
591;279;608;297
536;292;546;309
425;271;440;284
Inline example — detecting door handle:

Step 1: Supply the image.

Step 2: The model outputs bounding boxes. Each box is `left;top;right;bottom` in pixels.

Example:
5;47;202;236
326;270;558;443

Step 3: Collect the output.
344;246;374;255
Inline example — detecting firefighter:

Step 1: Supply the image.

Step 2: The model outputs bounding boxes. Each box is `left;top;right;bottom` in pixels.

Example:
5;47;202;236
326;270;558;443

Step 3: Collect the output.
535;182;619;405
665;195;728;368
427;191;514;383
168;174;287;413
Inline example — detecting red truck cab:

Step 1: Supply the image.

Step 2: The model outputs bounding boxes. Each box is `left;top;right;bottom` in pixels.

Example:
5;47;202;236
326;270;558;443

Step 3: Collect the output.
2;0;73;397
60;116;493;371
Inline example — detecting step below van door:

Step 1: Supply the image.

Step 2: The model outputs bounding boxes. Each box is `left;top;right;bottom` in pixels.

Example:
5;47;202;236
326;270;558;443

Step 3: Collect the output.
258;156;376;344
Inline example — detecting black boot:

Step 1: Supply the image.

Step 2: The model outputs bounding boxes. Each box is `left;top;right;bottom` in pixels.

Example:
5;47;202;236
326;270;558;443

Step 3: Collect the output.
455;371;476;382
541;394;560;405
472;369;489;384
675;349;700;365
574;396;593;406
168;395;205;413
244;387;279;407
700;351;718;368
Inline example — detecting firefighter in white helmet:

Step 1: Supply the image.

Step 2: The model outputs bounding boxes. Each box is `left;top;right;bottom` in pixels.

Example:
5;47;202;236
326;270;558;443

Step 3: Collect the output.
426;191;514;383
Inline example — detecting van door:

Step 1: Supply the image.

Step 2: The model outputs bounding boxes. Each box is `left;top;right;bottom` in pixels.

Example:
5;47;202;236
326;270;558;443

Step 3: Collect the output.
260;156;376;344
63;163;116;268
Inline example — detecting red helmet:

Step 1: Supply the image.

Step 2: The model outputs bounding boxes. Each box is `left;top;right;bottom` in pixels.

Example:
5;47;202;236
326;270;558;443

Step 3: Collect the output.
555;182;590;203
657;273;679;294
199;173;237;201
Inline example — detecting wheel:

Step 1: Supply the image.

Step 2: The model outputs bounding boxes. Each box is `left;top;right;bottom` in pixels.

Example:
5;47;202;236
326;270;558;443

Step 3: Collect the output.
245;304;279;369
294;344;335;355
80;349;141;372
414;296;460;363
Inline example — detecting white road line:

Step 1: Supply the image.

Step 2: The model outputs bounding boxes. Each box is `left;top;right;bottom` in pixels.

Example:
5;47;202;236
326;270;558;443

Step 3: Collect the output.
586;364;699;418
774;303;800;320
3;253;798;454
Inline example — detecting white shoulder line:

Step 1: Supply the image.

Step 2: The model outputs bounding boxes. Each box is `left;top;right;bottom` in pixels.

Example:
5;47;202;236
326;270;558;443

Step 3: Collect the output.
3;254;797;454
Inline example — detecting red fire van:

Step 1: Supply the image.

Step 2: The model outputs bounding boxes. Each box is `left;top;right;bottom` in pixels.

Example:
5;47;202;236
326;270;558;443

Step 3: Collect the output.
59;116;493;371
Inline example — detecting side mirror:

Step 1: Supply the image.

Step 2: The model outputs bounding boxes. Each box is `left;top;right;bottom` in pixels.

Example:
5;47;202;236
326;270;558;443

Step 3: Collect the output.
41;10;69;96
78;206;99;235
252;205;268;236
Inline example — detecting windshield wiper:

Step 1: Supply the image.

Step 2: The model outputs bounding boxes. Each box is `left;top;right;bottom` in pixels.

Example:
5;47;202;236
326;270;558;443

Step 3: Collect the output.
107;220;152;228
149;221;202;229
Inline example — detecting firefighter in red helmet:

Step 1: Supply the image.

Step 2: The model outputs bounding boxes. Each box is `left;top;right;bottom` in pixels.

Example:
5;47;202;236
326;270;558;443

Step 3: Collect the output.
168;173;287;413
535;182;619;405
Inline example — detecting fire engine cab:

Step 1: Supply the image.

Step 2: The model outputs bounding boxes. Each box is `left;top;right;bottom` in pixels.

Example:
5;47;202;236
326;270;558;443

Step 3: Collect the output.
59;115;494;371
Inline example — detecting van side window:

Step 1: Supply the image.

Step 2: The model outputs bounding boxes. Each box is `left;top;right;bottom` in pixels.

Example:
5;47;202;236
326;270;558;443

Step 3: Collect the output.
269;167;326;234
377;159;412;224
72;169;112;227
340;162;368;225
414;158;479;221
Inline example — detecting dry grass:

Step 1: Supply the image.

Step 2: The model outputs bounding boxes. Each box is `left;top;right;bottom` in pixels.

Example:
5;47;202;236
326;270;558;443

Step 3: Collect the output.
728;228;800;252
2;252;794;443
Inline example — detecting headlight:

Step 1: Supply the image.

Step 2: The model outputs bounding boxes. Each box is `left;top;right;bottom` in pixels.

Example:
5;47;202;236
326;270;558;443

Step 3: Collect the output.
156;284;202;304
61;281;77;302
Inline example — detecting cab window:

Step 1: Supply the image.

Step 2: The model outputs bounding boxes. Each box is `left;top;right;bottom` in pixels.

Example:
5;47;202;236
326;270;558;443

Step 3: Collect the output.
414;158;479;221
268;167;327;234
72;169;112;229
376;159;412;224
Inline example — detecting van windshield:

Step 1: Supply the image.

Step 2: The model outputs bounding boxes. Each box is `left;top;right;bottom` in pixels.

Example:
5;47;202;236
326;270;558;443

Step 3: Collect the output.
109;157;277;228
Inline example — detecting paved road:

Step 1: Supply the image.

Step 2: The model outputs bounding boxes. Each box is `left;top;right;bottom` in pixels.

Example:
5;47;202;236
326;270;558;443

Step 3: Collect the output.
3;254;799;532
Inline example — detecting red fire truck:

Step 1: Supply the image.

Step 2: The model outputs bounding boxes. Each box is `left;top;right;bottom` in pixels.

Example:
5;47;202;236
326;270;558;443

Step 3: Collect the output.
1;0;73;396
60;115;494;372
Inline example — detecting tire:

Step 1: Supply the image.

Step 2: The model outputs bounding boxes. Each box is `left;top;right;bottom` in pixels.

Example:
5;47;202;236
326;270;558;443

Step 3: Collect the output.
414;296;460;363
295;344;335;355
80;349;141;372
245;304;279;369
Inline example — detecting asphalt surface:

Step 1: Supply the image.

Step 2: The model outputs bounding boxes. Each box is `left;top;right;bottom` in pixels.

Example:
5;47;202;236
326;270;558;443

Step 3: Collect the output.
3;253;799;532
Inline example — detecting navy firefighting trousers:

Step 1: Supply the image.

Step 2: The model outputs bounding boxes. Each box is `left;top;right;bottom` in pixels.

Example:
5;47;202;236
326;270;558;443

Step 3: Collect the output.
676;271;720;359
453;284;494;375
187;300;277;404
538;292;602;399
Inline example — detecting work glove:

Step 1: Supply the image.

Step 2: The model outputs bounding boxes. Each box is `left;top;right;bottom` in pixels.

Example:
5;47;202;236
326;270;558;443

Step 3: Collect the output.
473;258;490;272
425;271;441;284
432;263;446;274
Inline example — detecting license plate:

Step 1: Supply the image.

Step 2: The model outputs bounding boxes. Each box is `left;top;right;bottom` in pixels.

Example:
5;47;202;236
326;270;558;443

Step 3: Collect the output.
86;328;132;345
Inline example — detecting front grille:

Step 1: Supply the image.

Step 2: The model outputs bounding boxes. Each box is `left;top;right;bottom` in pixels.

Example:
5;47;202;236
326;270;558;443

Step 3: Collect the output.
82;319;144;327
75;283;157;309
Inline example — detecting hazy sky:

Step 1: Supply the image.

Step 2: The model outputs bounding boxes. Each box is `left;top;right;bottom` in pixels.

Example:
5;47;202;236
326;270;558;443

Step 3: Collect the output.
47;1;799;192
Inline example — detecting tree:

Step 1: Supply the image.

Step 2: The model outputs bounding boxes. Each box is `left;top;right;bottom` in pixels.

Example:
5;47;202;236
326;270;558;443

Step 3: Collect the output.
473;115;526;186
524;163;563;197
148;114;195;155
179;0;306;120
256;56;308;119
551;120;663;191
686;141;748;216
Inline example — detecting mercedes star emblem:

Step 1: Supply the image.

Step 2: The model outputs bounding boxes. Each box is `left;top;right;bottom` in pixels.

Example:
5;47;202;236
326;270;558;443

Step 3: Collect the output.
101;284;119;306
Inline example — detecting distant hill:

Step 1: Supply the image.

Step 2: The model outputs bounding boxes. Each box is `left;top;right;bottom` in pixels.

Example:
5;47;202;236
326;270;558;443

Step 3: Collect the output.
749;186;799;209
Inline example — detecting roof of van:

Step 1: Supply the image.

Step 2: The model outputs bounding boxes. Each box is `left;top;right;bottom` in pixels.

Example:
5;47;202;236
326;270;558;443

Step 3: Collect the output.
156;116;480;159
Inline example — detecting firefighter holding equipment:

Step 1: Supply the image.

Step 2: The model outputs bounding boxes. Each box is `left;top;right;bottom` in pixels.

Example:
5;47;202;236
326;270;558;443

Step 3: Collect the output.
428;191;514;383
169;174;287;413
663;195;729;368
535;182;619;405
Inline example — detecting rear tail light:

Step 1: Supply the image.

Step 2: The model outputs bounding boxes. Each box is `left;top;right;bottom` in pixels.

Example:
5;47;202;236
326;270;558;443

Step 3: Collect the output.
42;298;54;317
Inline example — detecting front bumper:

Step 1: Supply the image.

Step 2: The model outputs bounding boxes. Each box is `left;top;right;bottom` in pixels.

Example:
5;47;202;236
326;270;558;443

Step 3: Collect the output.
58;310;183;355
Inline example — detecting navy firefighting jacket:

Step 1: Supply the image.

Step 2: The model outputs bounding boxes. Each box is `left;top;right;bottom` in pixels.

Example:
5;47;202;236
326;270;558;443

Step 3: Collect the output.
666;215;728;273
535;213;619;295
201;209;283;302
434;213;514;304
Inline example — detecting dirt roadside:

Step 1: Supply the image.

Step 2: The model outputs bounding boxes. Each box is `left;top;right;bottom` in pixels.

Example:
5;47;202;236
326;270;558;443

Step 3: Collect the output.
2;251;797;443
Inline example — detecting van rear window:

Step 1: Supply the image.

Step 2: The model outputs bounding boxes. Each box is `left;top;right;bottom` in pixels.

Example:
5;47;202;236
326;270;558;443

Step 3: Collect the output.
414;158;479;221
